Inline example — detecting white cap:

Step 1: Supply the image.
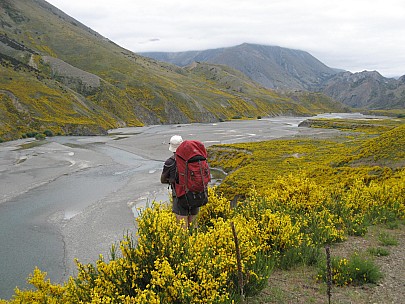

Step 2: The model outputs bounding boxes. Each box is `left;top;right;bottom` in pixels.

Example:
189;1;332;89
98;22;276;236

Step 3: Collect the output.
169;135;183;152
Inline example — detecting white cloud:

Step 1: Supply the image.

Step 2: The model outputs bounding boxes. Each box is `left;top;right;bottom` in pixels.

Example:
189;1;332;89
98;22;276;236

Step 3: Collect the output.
47;0;405;77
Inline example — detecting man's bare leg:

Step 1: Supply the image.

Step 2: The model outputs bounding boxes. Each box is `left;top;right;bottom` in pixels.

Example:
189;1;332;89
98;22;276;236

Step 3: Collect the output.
176;214;197;229
188;215;197;229
176;214;188;229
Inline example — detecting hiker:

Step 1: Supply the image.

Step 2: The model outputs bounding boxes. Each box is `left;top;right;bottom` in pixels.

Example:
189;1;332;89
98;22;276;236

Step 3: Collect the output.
161;135;200;228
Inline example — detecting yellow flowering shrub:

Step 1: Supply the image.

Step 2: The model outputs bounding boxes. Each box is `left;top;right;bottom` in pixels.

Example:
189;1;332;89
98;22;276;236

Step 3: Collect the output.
135;203;189;265
4;268;65;303
258;210;303;252
198;187;234;227
353;123;405;162
262;173;327;212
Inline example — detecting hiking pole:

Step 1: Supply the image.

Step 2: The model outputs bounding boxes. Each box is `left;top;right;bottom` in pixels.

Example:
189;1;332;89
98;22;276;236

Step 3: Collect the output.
325;245;332;304
231;221;244;300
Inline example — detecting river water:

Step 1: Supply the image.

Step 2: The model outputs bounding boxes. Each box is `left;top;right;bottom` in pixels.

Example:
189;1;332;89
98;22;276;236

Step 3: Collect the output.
0;113;382;299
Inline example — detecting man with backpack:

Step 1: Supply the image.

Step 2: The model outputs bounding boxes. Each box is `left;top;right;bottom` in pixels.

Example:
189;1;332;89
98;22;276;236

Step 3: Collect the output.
161;135;210;229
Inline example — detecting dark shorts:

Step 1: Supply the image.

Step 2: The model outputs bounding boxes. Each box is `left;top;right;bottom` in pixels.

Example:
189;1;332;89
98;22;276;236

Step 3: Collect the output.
172;195;200;216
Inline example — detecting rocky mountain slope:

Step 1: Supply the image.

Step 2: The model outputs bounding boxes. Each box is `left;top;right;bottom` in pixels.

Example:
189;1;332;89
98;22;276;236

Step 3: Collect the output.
141;43;339;90
141;44;405;110
0;0;346;141
321;71;405;109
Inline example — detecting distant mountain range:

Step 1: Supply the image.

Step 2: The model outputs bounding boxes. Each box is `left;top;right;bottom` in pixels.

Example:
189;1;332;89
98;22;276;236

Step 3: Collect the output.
141;44;405;110
321;71;405;109
141;44;340;90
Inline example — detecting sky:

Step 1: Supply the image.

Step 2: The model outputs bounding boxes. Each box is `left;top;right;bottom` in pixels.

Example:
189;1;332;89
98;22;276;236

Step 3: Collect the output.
45;0;405;78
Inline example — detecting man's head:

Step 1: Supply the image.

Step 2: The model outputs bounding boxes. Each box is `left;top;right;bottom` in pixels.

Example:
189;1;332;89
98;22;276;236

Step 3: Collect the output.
169;135;183;152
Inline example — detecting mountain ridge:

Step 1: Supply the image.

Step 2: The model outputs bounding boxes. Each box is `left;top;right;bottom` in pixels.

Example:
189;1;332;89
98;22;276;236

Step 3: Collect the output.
321;70;405;109
141;43;405;110
141;43;338;90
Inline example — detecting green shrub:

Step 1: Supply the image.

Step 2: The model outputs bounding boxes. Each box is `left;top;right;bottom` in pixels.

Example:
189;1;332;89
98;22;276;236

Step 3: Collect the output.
26;131;38;138
378;232;399;246
43;130;54;137
243;252;274;297
278;244;322;270
367;247;390;257
318;253;383;286
35;133;46;140
385;220;400;229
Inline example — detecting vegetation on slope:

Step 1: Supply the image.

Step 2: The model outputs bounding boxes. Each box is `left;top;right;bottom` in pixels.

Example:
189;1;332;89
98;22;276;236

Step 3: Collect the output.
210;118;404;202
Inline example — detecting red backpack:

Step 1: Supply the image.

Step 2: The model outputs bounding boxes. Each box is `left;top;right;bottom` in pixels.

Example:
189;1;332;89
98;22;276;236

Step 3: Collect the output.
175;140;211;208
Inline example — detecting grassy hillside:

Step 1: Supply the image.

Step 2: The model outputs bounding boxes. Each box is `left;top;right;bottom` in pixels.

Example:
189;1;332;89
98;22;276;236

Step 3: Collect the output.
0;0;346;141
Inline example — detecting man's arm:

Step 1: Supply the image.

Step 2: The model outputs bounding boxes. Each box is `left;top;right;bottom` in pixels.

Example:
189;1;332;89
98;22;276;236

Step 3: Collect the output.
161;168;170;184
161;156;175;184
